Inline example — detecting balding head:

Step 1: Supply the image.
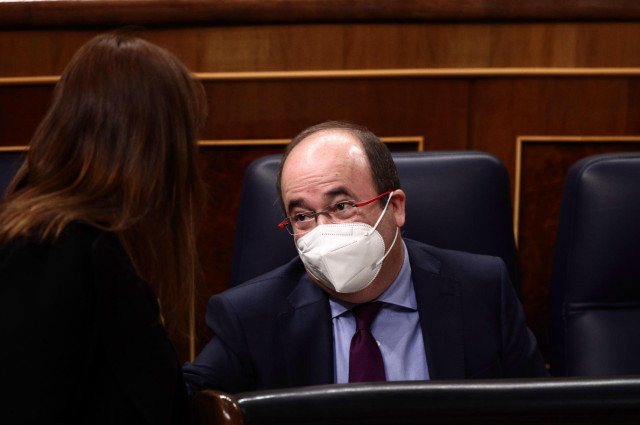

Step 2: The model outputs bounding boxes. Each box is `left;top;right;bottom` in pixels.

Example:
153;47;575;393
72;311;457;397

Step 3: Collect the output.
276;121;400;213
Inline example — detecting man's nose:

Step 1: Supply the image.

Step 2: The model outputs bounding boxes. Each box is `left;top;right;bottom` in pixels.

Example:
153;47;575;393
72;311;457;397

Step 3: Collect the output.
316;212;332;226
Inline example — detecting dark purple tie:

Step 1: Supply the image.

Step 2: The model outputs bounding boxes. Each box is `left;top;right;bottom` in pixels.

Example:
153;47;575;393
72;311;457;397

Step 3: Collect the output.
348;302;386;382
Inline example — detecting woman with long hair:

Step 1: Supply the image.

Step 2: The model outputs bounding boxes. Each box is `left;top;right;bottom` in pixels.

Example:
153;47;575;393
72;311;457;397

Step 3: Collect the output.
0;32;206;423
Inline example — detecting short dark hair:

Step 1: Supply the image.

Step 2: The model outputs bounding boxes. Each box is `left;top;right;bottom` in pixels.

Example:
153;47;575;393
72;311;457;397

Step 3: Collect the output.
276;121;401;212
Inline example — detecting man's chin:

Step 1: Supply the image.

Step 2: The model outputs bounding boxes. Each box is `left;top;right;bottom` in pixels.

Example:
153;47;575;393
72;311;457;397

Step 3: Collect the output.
311;278;382;304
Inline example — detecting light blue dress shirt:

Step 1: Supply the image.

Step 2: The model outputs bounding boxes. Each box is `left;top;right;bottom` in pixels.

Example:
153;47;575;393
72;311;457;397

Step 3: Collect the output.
329;241;430;383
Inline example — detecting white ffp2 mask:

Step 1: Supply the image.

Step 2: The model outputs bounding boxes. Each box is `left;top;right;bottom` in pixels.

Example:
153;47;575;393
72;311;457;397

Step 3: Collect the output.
295;192;398;293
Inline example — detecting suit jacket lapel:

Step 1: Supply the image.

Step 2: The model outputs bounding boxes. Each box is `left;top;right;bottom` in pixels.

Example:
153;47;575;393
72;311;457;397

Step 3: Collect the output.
406;240;465;380
277;273;334;387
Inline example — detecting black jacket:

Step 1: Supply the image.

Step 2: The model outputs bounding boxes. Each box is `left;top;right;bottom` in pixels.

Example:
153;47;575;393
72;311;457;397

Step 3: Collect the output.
0;222;188;424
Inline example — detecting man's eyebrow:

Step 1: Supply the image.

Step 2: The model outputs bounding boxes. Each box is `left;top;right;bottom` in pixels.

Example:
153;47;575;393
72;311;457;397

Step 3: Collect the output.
286;187;353;213
286;199;306;213
325;187;353;200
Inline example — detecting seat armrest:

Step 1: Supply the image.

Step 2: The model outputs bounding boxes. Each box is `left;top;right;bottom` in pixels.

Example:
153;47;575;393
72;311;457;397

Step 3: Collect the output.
192;390;243;425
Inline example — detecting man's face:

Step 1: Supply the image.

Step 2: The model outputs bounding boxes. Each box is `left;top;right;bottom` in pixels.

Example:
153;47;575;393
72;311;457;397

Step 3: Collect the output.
280;130;406;303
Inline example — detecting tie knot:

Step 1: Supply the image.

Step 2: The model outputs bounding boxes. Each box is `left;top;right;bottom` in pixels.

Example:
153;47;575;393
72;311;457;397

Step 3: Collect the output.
352;301;383;331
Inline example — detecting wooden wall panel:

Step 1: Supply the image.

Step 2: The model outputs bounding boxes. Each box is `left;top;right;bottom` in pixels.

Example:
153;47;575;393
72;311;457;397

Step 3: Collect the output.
4;22;640;77
199;79;469;147
471;77;640;182
0;85;51;146
0;78;470;147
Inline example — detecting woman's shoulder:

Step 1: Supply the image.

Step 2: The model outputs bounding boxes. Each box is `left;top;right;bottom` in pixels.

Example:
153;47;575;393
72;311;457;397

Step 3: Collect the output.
4;220;112;255
57;221;131;270
58;220;114;250
0;220;104;278
0;220;135;295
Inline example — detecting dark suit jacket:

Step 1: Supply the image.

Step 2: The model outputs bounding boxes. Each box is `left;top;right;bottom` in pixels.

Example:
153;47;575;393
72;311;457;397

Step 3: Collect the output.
0;222;189;424
183;238;548;395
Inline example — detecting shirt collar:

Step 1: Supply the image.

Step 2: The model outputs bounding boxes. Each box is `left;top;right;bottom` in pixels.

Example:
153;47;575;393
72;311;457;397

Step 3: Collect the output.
329;241;416;318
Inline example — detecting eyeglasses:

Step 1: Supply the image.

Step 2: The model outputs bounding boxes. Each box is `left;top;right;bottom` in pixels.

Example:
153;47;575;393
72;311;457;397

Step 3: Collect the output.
278;190;393;235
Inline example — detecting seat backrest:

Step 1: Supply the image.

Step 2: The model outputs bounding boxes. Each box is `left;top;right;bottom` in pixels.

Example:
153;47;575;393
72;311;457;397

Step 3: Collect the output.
230;151;520;292
550;152;640;376
0;152;23;197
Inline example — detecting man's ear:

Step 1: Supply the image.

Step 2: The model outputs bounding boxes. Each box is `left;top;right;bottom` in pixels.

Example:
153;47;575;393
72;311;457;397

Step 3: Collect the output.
389;189;406;228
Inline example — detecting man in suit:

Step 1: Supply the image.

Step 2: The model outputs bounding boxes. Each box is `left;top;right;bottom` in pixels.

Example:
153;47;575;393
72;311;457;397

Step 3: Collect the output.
183;121;548;395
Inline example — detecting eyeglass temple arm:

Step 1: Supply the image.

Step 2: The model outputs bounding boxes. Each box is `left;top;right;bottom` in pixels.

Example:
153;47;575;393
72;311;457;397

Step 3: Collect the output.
354;190;393;208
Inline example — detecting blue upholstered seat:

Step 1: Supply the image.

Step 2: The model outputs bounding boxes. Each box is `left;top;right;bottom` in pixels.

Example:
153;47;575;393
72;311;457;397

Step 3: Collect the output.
0;152;23;197
550;152;640;376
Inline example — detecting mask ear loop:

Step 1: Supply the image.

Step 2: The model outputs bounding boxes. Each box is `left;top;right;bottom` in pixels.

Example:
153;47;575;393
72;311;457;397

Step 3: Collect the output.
367;190;395;236
375;226;399;268
367;190;399;268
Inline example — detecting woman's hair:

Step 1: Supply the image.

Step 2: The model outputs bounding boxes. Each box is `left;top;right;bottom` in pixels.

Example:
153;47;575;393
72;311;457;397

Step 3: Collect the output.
0;32;207;353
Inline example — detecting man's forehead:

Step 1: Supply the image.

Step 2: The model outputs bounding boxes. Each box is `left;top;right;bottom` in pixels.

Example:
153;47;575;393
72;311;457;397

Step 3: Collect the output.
280;129;375;206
